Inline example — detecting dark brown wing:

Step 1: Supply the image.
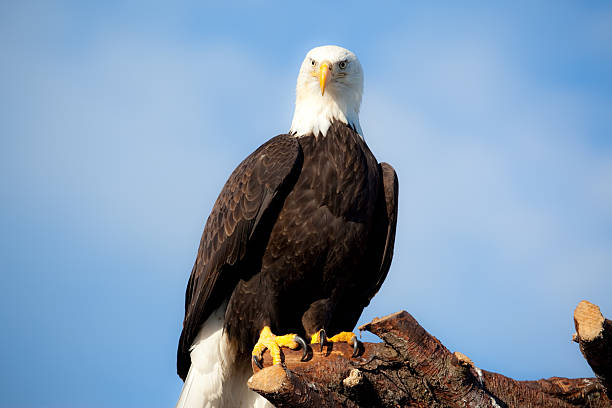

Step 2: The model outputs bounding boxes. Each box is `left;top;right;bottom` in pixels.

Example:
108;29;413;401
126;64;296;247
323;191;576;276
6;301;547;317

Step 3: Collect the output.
365;162;399;303
177;134;302;380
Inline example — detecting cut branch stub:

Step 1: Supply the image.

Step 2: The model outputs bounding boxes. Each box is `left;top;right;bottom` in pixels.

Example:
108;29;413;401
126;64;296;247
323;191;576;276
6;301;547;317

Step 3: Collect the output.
574;300;612;398
247;364;358;408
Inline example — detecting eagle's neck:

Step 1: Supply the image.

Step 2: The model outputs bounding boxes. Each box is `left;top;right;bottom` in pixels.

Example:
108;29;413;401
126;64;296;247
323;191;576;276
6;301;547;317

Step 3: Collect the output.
289;91;362;138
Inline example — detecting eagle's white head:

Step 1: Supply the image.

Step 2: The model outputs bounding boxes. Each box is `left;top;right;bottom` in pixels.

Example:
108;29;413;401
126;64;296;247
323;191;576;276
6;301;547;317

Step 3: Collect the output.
289;45;363;138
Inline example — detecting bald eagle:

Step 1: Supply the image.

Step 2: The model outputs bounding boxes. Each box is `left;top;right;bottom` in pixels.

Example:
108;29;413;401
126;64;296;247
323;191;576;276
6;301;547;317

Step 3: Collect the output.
176;45;398;408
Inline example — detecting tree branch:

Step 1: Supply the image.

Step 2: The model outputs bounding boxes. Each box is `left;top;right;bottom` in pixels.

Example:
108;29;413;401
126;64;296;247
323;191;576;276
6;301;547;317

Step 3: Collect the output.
573;300;612;399
248;302;611;407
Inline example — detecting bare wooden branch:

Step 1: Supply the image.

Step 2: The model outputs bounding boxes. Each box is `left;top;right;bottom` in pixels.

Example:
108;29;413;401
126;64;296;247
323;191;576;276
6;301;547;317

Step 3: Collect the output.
248;305;612;407
247;364;358;408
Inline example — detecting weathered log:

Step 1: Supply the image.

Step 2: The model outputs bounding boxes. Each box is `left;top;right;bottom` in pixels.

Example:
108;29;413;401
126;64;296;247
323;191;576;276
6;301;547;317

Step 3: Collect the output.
248;305;611;407
574;300;612;398
247;364;358;407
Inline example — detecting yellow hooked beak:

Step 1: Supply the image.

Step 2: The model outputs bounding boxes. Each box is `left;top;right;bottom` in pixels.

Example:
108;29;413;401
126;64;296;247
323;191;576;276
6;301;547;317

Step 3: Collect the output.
319;61;331;95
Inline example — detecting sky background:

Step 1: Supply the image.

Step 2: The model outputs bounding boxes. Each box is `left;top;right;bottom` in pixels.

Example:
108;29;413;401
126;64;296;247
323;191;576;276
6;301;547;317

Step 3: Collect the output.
1;1;612;407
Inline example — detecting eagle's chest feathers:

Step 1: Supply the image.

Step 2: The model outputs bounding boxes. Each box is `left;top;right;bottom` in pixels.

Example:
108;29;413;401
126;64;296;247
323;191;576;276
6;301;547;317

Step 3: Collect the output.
289;123;378;222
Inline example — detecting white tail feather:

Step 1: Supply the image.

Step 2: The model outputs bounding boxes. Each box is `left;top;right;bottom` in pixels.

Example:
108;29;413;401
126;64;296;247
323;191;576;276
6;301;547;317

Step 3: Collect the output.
176;363;208;408
176;304;272;408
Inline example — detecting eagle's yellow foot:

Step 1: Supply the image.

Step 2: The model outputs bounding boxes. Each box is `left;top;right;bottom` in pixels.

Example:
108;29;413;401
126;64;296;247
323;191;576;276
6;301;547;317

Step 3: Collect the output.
311;329;361;357
251;326;307;369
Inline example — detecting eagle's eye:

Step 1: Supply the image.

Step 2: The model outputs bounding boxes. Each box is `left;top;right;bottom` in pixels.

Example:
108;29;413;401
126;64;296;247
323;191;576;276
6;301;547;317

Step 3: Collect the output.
338;61;347;70
311;59;316;66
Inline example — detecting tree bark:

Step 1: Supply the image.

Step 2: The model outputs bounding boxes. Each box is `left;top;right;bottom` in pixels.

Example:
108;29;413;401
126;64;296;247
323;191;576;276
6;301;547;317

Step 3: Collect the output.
248;303;611;407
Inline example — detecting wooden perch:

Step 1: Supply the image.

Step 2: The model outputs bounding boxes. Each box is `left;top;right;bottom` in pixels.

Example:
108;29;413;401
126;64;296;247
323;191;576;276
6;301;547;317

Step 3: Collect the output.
574;300;612;399
248;303;612;407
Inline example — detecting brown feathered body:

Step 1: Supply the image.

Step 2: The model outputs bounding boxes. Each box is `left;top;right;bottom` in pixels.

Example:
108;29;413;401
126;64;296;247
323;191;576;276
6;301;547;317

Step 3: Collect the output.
177;121;398;380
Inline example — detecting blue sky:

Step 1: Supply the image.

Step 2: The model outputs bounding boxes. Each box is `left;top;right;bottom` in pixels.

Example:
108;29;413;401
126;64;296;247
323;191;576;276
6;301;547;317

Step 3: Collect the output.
1;1;611;407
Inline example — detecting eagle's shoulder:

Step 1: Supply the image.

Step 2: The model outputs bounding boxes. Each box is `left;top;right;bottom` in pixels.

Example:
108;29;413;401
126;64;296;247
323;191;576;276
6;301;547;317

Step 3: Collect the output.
177;134;302;380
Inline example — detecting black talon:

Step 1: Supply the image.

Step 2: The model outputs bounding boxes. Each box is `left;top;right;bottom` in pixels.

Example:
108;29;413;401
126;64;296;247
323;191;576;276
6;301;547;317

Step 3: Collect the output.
294;335;308;361
319;329;327;352
351;336;360;357
252;355;263;369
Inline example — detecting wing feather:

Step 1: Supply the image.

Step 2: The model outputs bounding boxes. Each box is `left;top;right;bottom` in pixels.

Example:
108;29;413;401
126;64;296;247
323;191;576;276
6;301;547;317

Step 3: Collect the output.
366;162;399;303
177;135;302;380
